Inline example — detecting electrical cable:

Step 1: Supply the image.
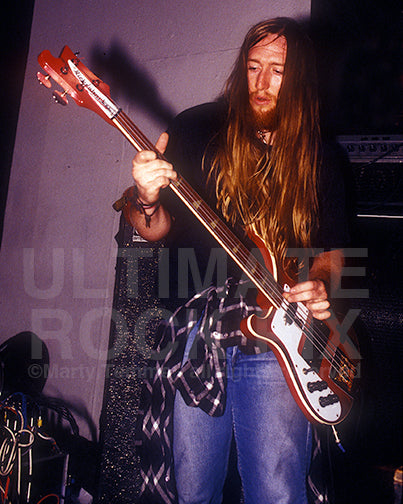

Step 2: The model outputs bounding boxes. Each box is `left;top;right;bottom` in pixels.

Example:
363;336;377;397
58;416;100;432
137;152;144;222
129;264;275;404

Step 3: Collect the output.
1;397;60;502
0;426;17;477
0;392;80;503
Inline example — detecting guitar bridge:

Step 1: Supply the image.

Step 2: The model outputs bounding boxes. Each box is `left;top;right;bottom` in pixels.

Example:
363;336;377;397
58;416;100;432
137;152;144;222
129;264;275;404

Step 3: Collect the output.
331;350;356;392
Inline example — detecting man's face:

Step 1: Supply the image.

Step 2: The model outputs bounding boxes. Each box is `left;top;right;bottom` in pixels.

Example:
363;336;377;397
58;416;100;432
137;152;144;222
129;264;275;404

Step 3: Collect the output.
247;34;287;130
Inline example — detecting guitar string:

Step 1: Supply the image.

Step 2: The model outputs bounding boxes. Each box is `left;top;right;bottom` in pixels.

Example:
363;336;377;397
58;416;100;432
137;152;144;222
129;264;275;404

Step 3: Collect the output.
115;111;357;379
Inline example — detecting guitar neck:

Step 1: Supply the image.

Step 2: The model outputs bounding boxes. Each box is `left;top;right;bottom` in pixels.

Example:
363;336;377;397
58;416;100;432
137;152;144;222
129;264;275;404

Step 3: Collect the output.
112;110;283;309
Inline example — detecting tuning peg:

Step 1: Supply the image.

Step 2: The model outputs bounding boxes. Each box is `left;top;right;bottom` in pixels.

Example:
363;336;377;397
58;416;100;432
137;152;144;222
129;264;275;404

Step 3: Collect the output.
52;89;68;106
36;71;52;88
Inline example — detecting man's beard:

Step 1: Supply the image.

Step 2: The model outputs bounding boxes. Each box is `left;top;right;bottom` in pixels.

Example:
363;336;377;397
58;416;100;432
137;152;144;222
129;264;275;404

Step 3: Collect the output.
247;94;279;132
253;107;278;131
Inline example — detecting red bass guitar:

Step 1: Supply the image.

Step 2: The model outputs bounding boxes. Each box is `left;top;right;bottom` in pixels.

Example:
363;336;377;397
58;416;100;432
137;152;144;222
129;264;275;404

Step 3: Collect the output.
37;46;360;425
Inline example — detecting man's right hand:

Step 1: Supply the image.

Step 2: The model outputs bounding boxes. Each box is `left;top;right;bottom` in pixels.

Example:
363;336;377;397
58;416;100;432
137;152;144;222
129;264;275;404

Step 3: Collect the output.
131;132;177;205
129;132;176;241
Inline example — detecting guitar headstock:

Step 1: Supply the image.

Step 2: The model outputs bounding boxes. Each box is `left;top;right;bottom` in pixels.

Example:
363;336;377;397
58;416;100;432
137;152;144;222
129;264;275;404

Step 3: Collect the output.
37;46;119;126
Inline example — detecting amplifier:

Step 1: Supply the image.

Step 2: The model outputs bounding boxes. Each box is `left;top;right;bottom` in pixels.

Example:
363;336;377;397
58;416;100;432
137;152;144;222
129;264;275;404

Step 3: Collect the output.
337;134;403;218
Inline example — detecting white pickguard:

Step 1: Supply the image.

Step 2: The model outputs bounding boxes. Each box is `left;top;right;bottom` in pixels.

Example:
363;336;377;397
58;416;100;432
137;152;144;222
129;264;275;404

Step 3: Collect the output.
271;301;342;424
248;298;342;424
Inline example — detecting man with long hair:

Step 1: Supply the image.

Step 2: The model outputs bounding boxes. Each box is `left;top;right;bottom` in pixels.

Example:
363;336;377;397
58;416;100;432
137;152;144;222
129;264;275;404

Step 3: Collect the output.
129;17;349;504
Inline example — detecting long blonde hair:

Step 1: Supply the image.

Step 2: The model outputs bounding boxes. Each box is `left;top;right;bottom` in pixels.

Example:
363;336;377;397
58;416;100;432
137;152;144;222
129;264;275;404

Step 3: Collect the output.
210;18;321;270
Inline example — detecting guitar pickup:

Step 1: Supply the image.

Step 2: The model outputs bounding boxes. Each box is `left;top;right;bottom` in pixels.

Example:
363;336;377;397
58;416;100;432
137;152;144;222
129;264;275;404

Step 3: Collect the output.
319;394;339;407
283;301;298;325
307;380;328;393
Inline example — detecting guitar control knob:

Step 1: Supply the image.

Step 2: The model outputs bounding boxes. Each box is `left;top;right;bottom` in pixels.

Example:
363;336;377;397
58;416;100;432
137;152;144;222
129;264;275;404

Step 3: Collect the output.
36;72;52;88
52;89;68;106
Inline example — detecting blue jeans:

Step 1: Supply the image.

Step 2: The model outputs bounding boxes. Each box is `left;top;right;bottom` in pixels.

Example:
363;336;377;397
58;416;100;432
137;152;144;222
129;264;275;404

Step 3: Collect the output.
173;325;312;504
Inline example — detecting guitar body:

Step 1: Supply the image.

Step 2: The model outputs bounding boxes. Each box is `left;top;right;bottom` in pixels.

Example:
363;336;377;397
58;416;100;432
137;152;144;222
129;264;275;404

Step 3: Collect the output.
240;233;359;425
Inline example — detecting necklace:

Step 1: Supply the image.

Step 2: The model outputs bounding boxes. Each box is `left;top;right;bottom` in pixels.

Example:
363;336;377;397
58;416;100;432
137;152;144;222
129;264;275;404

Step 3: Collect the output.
257;130;268;144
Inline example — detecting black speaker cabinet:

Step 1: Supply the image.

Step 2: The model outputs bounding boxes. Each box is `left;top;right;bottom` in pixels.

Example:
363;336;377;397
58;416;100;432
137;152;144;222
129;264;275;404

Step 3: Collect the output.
330;135;403;503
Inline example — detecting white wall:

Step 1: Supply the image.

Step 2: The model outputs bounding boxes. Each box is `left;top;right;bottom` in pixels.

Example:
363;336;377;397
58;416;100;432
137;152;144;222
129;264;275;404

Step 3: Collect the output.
0;0;310;440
